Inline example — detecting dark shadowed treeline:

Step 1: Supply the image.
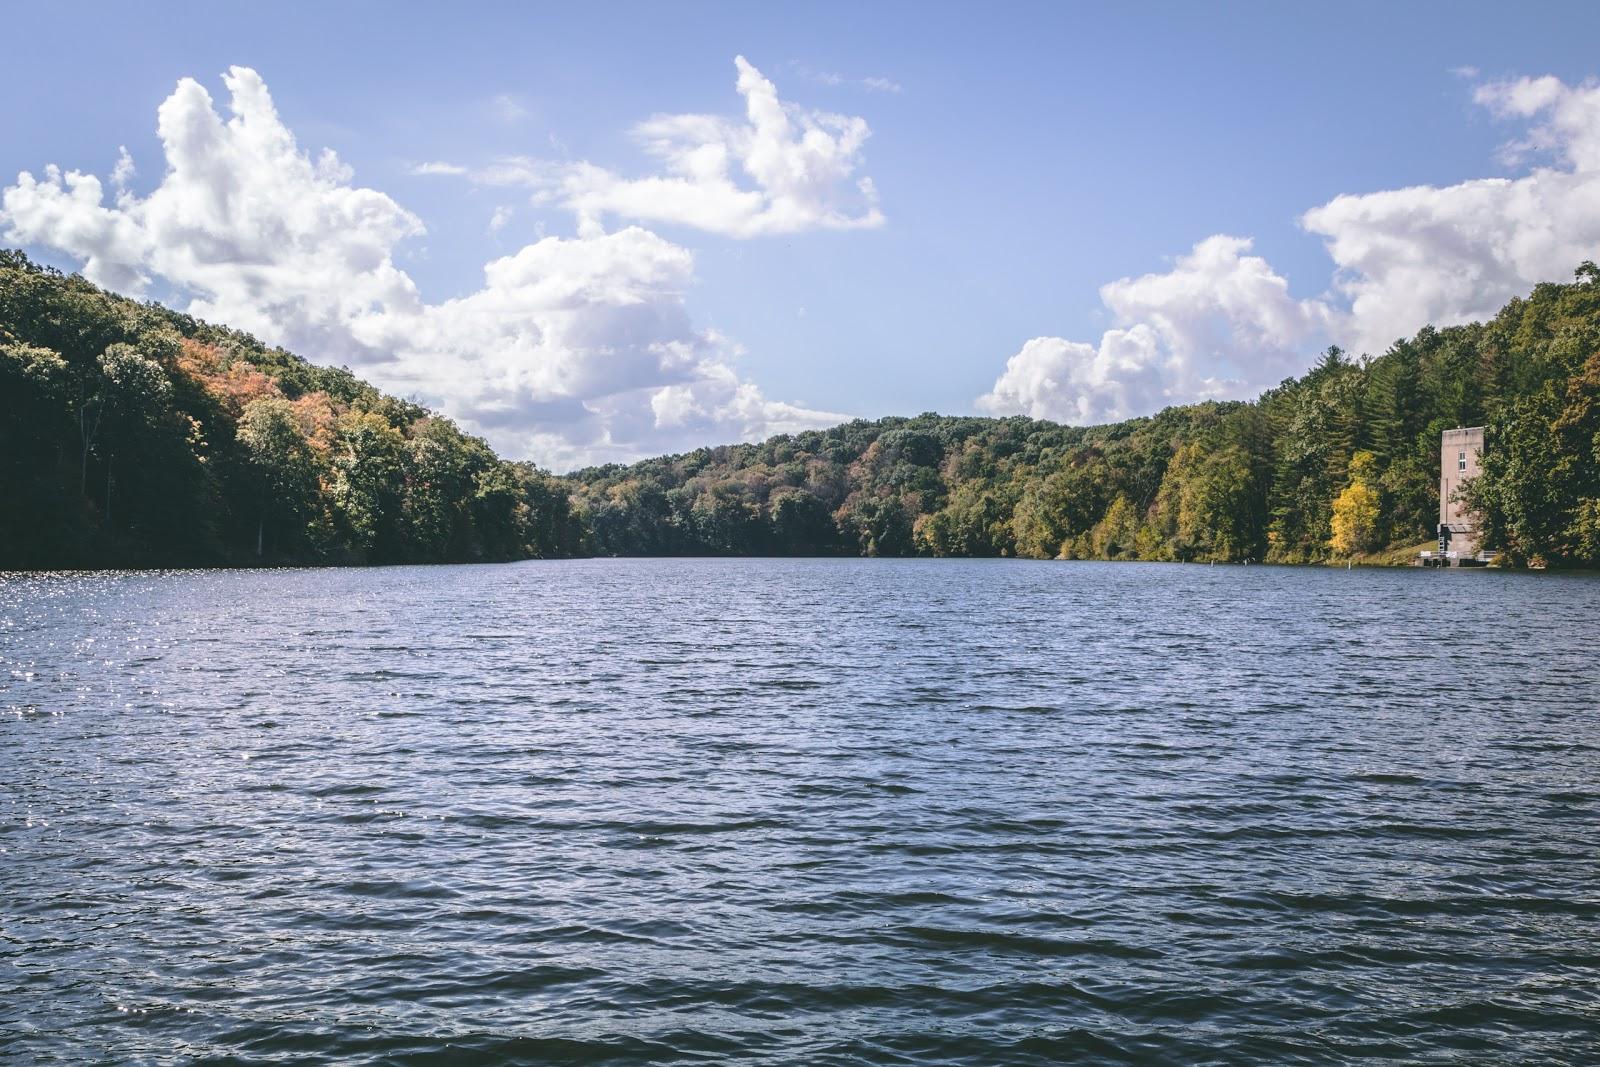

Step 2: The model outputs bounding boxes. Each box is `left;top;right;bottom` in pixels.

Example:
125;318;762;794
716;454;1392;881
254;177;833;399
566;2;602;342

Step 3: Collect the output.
0;252;584;568
571;266;1600;568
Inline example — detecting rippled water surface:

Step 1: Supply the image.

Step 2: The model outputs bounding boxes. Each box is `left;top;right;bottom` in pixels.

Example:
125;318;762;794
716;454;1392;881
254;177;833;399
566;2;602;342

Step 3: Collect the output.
3;559;1599;1064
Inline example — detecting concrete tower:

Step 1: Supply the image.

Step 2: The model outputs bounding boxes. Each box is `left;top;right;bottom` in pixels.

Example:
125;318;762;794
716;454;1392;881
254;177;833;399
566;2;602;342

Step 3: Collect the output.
1439;426;1484;560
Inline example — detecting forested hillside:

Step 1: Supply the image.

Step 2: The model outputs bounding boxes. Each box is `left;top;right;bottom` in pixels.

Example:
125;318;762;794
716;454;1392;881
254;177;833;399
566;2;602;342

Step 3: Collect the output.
0;252;583;568
571;266;1600;568
5;252;1598;570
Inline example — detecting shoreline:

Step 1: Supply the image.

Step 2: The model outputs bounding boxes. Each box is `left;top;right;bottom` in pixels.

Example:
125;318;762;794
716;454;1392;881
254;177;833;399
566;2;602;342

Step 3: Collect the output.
3;553;1579;577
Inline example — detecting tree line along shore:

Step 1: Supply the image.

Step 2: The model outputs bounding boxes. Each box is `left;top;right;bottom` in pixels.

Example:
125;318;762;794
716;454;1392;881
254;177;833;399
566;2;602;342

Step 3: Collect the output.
3;250;1598;570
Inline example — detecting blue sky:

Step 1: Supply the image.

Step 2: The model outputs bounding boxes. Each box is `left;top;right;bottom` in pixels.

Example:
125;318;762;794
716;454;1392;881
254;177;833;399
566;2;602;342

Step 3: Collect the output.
6;2;1600;468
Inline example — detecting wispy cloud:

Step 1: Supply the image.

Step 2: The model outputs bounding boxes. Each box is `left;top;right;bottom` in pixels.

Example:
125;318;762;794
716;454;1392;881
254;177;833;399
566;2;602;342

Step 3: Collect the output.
789;61;902;94
110;146;136;189
409;161;467;176
491;93;530;122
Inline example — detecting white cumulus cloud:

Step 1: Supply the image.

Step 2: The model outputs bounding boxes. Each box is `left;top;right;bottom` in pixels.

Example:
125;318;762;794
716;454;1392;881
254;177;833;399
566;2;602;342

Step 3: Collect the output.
1304;74;1600;354
1;66;844;470
980;73;1600;425
979;236;1332;423
471;56;884;238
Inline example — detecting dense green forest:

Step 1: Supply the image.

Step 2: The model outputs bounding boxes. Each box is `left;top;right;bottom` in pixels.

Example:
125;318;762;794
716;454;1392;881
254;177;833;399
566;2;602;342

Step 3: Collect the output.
4;251;1598;569
571;265;1600;568
0;251;584;567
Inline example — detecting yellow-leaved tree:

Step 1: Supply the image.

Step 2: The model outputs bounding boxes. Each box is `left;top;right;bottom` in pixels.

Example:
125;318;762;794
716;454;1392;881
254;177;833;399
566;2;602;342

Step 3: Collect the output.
1329;450;1381;556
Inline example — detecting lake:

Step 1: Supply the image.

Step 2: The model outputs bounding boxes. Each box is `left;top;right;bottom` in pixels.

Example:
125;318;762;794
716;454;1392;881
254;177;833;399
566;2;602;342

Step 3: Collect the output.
2;559;1598;1064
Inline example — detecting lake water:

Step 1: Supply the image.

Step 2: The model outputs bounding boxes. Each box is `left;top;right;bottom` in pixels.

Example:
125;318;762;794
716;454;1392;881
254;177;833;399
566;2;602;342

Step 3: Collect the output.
2;559;1598;1064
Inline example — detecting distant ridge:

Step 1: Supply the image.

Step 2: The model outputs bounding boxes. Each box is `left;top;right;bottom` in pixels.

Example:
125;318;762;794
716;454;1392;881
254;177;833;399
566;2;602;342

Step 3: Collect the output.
567;265;1600;568
5;251;1598;569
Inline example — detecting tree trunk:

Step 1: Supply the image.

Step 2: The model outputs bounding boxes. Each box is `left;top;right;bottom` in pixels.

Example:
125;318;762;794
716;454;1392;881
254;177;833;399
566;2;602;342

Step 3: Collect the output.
78;398;100;498
257;514;264;558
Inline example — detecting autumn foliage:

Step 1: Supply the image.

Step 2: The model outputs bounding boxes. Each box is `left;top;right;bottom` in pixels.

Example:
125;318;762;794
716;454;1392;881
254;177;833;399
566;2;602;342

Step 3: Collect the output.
0;251;582;567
